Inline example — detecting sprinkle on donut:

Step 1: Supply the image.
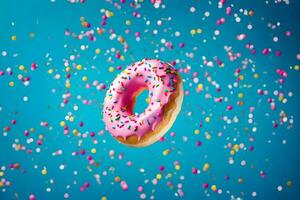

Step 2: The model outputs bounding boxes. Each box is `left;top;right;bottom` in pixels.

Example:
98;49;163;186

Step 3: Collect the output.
103;58;183;146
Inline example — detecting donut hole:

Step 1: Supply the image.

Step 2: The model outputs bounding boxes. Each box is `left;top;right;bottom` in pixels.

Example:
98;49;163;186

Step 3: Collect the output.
133;88;149;115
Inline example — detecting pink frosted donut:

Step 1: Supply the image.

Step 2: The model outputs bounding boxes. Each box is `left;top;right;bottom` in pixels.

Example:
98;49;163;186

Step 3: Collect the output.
103;59;183;147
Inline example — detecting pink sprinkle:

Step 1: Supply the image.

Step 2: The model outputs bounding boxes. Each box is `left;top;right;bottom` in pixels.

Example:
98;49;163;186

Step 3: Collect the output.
31;63;38;70
226;7;231;15
226;105;233;110
121;180;128;191
37;140;42;145
137;186;143;192
24;130;29;136
257;89;264;95
87;155;92;160
216;18;225;25
262;48;269;55
285;31;292;36
236;34;246;41
117;66;122;70
275;50;281;57
29;194;36;200
196;141;202;146
260;171;266;178
279;78;284;84
135;32;140;37
84;182;90;188
179;42;185;48
276;69;288;77
192;168;198;174
159;166;165;171
80;186;85;192
90;132;95;137
126;161;132;166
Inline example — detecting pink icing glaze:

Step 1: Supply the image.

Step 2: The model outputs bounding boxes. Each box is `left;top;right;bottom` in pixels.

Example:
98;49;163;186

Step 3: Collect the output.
103;59;180;140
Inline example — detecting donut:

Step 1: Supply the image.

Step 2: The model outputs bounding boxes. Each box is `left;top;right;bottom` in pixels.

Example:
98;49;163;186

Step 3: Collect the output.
103;59;183;147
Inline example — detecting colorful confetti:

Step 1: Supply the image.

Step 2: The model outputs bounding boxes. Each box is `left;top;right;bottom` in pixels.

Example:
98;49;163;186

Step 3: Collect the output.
0;0;299;199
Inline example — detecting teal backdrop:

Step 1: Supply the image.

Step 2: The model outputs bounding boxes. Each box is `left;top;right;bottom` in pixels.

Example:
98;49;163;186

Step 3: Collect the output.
0;0;300;199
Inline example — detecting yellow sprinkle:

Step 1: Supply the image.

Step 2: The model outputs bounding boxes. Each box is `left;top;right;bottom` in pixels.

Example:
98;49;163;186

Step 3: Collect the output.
156;173;162;180
197;83;203;90
205;117;210;123
9;81;15;87
233;144;240;151
95;48;101;54
66;67;71;72
175;164;181;170
108;66;114;73
72;129;78;135
239;75;244;80
118;37;125;43
230;150;235;155
114;176;120;182
101;196;107;200
287;180;293;187
203;163;210;172
65;81;71;89
41;169;47;175
39;134;44;140
19;65;25;71
69;116;74;122
11;35;17;41
194;129;200;135
107;11;114;17
190;29;196;35
211;184;217;192
48;69;53;74
146;97;151;104
196;28;202;34
82;76;88;82
60;121;66;127
0;171;4;177
238;93;244;98
91;148;96;154
163;149;171;156
76;64;82;70
125;20;131;26
253;73;259;79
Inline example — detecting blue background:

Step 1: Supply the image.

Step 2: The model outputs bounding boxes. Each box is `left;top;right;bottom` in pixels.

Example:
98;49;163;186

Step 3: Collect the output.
0;0;300;199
